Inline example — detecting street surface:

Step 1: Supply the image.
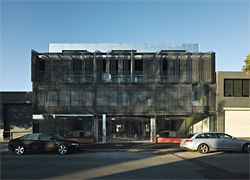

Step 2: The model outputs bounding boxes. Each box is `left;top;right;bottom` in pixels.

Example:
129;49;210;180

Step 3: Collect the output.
1;149;249;179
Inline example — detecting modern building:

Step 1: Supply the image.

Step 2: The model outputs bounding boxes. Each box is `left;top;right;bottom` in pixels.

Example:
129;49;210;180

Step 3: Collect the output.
0;92;32;139
31;43;216;142
216;71;250;138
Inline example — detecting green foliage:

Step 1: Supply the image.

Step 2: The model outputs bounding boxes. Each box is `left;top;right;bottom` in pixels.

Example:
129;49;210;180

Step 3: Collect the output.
242;54;250;73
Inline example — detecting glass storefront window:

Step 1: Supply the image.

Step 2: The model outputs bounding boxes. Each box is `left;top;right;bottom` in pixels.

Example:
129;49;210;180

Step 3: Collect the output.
37;115;93;137
156;117;186;137
106;117;150;141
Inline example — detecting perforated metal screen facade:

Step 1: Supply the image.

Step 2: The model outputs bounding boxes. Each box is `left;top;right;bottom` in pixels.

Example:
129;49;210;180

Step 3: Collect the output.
32;50;216;116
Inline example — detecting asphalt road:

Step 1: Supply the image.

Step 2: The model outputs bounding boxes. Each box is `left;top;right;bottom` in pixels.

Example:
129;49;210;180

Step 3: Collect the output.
1;150;249;179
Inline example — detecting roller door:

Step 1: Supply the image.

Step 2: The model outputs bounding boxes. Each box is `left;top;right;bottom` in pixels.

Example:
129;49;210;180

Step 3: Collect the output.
225;109;250;138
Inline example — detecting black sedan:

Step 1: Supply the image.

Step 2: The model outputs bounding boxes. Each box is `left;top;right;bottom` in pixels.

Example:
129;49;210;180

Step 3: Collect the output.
8;133;82;155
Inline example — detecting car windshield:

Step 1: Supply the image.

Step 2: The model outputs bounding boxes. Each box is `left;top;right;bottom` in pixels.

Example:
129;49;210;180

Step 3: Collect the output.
19;134;31;140
50;134;64;140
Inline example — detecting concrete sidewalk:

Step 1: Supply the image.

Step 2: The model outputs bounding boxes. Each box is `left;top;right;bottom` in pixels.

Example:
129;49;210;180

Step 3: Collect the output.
81;142;180;152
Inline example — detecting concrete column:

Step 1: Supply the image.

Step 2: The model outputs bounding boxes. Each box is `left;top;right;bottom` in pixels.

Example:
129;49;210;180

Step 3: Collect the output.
102;114;106;143
93;116;98;142
150;117;156;142
208;115;216;132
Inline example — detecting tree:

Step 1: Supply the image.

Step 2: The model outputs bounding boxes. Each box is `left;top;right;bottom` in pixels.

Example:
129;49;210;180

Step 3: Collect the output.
242;54;250;73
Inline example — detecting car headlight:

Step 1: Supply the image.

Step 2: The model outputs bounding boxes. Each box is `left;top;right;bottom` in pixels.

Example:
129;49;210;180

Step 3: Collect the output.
71;143;79;146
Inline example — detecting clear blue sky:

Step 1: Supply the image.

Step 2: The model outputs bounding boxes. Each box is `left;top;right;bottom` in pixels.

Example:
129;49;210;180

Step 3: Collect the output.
1;0;249;91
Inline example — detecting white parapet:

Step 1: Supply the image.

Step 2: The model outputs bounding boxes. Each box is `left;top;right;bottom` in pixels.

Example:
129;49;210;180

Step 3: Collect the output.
49;43;200;53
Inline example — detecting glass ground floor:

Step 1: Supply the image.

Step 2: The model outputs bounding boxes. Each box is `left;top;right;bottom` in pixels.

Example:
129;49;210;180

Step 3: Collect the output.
33;114;216;142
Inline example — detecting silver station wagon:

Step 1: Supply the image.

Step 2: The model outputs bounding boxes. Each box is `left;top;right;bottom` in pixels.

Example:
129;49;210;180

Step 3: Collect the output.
180;132;250;154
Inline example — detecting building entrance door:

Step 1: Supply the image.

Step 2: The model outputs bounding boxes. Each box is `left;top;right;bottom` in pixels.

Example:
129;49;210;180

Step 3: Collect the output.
106;117;150;142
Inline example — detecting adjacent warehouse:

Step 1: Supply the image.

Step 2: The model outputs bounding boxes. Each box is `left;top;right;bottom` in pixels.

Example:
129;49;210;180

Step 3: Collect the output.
0;92;32;139
216;72;250;138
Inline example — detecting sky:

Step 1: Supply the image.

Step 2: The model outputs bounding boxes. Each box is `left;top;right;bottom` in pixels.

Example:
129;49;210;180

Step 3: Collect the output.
1;0;249;91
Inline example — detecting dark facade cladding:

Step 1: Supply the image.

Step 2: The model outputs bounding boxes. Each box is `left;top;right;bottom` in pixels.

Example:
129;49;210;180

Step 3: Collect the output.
0;92;32;139
31;49;216;141
32;50;216;115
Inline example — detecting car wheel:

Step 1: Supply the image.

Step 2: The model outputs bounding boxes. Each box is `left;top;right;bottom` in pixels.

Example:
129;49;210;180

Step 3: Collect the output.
198;144;209;154
57;144;68;155
242;143;250;153
15;145;25;155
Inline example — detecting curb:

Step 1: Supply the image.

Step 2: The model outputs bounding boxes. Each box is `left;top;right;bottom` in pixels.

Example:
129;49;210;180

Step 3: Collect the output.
81;148;182;153
1;148;182;155
0;142;9;144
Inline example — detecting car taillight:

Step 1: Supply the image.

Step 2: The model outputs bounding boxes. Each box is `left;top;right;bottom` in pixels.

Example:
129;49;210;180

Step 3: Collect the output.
185;139;193;143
